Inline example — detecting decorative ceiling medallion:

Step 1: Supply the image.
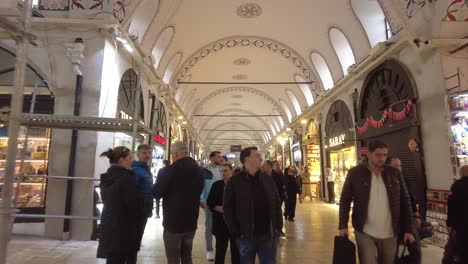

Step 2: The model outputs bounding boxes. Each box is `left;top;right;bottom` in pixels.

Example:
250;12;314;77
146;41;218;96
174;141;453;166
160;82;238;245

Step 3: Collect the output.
233;58;252;66
232;74;248;80
236;3;263;19
231;94;243;99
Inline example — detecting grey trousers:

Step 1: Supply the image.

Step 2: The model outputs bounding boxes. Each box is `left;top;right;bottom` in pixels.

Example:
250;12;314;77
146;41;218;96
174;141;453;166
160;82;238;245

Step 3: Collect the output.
163;230;196;264
355;231;397;264
204;207;213;251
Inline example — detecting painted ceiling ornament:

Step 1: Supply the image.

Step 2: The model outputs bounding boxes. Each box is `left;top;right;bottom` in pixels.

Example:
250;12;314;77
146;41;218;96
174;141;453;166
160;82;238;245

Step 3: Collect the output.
39;0;69;10
233;58;252;66
236;3;263;18
443;0;468;21
232;74;248;80
402;0;426;18
71;0;104;10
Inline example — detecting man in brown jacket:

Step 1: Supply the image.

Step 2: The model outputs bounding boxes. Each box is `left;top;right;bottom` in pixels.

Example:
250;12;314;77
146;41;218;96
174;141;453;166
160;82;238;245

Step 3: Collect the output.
338;140;415;264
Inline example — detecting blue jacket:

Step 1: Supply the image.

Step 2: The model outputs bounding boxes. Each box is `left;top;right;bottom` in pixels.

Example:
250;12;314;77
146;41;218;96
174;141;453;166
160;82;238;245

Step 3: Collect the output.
201;166;220;203
131;160;154;216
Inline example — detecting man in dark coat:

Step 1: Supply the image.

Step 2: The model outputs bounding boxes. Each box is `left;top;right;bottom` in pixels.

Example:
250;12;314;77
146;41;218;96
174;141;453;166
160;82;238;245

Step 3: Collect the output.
153;141;204;264
207;164;240;264
224;147;283;264
339;140;415;264
155;159;170;218
447;165;468;263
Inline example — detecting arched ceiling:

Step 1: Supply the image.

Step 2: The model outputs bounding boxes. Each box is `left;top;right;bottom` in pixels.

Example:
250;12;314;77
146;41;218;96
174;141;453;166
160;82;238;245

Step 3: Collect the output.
132;0;391;151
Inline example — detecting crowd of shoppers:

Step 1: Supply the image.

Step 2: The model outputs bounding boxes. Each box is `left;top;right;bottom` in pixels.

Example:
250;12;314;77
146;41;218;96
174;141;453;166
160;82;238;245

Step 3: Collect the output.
96;140;460;264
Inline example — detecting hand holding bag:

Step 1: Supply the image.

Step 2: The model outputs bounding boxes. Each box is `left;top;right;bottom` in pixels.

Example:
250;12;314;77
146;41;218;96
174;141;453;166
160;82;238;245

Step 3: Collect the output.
333;236;356;264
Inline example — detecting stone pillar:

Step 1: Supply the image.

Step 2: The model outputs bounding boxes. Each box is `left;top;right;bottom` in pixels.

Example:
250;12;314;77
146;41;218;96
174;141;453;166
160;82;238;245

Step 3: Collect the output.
45;37;106;240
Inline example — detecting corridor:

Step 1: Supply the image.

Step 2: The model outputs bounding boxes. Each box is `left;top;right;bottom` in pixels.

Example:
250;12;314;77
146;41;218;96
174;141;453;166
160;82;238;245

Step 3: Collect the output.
7;199;443;264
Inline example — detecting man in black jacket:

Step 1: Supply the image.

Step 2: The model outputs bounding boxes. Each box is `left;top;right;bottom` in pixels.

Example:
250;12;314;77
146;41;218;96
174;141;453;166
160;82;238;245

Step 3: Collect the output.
224;147;283;264
447;165;468;263
153;141;204;264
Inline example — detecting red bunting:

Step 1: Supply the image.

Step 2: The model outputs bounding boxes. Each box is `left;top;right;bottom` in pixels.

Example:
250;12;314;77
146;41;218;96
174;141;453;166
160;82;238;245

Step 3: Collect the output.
356;100;414;134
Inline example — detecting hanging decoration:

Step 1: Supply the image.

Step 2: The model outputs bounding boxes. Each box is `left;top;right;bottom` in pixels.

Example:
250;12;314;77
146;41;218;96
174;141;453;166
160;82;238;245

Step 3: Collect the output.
356;100;414;134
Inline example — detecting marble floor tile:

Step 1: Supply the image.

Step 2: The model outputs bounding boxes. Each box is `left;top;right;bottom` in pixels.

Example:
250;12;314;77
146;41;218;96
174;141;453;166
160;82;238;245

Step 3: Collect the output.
6;199;444;263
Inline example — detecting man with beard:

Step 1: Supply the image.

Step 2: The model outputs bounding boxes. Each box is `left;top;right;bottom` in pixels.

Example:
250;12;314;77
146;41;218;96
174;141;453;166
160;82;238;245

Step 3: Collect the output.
339;140;415;264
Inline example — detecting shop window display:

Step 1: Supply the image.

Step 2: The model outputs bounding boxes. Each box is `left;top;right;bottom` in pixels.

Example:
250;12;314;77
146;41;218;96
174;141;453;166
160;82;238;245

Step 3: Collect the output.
329;146;356;203
0;127;50;209
306;142;321;197
449;96;468;173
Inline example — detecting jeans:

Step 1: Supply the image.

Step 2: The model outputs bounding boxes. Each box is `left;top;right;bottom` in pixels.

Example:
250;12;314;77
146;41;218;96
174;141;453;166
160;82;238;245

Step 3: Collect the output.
215;232;240;264
106;252;137;264
205;207;213;251
284;195;297;219
163;230;196;264
136;214;148;250
327;181;335;203
355;231;397;264
155;199;161;217
236;237;278;264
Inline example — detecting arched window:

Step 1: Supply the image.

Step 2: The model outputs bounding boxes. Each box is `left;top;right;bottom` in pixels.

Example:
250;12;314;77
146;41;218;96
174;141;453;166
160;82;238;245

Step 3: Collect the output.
175;75;191;102
269;123;277;135
274;109;285;128
270;118;280;133
286;90;302;116
350;0;387;47
310;52;334;90
151;27;174;70
127;0;159;43
295;75;314;106
163;53;182;84
329;28;356;76
279;99;293;122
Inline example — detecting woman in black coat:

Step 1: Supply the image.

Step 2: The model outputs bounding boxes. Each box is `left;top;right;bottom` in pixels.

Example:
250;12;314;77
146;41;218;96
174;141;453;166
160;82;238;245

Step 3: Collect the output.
97;146;140;264
284;167;301;222
207;164;240;264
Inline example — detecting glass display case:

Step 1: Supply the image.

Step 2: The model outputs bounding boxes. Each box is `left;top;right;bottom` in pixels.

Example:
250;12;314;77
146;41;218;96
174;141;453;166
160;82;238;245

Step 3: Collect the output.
330;146;356;203
0;127;50;210
306;141;321;197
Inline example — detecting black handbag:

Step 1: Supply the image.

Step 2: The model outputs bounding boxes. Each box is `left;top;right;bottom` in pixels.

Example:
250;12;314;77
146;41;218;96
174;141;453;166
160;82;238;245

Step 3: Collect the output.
333;236;356;264
395;245;414;264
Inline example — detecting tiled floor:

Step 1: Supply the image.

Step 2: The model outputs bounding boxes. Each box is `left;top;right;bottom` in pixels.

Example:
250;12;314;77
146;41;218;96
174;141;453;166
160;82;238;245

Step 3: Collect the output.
7;199;444;263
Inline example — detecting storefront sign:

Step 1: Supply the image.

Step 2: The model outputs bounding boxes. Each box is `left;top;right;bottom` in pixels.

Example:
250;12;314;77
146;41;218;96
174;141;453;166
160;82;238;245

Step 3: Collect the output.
154;134;167;145
329;134;345;147
230;145;242;152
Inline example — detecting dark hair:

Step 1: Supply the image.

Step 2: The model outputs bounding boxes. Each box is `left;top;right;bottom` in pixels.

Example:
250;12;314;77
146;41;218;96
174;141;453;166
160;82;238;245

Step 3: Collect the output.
209;151;220;159
368;140;388;153
162;160;170;166
263;160;273;167
221;163;233;170
137;144;151;152
100;146;131;164
240;146;258;165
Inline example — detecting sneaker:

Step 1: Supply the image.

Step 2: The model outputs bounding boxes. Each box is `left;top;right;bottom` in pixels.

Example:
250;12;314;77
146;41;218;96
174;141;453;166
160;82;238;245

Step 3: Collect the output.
206;251;214;261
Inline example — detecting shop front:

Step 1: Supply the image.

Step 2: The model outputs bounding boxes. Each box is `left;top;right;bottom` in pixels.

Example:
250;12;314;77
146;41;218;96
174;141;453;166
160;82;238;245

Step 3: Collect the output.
0;92;54;222
114;69;146;149
355;60;427;218
324;100;356;204
291;130;302;166
150;99;168;176
302;121;321;198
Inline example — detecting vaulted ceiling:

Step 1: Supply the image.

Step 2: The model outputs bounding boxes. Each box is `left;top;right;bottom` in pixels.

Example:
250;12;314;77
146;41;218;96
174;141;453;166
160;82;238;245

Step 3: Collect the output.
126;0;396;152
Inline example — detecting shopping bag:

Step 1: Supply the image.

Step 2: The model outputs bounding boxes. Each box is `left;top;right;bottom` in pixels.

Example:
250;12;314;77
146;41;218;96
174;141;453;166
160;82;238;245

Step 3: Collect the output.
395;245;415;264
333;236;356;264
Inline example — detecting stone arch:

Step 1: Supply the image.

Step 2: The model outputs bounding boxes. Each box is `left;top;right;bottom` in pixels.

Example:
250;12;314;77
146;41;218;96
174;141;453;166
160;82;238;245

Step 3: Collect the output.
173;36;323;98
